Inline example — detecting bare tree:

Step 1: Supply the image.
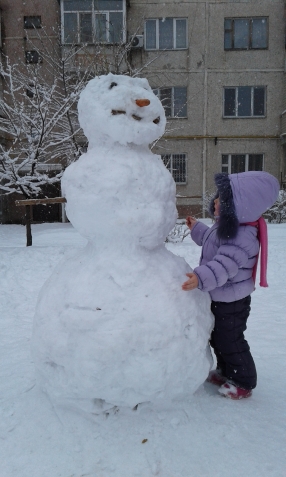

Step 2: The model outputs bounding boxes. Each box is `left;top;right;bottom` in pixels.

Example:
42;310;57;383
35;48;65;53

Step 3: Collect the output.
0;33;94;199
0;26;142;200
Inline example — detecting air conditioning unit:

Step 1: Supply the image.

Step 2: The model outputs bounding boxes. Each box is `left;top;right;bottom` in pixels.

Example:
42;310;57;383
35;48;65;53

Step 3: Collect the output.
129;35;144;49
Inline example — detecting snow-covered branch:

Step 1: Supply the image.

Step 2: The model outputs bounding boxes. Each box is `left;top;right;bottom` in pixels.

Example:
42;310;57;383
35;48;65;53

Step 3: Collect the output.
264;190;286;223
0;25;165;200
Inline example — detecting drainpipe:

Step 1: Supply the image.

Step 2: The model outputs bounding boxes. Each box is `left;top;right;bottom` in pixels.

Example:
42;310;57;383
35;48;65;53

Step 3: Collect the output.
202;74;207;219
202;2;209;218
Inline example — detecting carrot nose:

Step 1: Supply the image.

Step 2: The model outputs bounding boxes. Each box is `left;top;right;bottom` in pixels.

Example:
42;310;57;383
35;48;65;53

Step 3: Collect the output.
135;99;150;107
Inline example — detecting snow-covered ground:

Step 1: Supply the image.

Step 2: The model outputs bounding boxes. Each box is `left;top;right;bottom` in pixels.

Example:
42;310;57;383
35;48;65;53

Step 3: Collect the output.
0;221;285;477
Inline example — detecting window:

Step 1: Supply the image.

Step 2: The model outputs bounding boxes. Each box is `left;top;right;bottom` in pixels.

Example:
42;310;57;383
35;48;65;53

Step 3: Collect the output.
224;86;265;118
26;86;34;98
24;16;42;29
62;0;125;44
145;18;187;50
153;87;187;118
25;50;42;64
26;83;45;98
222;154;263;174
224;17;268;50
162;154;187;183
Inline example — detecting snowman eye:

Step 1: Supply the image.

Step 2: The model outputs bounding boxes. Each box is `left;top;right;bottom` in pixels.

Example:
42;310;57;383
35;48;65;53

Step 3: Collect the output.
153;117;160;124
110;82;118;89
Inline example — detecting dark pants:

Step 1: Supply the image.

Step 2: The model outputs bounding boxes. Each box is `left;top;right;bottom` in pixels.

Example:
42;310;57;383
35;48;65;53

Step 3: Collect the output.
210;296;257;390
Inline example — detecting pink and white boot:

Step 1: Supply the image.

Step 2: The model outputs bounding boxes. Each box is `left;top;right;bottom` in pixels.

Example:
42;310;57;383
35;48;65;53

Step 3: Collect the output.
218;382;252;400
206;369;227;386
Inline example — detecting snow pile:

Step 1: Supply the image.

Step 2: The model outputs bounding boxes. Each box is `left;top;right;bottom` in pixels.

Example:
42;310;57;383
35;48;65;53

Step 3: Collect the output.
1;223;286;477
32;73;213;412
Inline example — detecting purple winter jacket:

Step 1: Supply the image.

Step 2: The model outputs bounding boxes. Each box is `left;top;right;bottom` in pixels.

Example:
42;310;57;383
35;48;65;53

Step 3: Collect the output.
191;171;279;302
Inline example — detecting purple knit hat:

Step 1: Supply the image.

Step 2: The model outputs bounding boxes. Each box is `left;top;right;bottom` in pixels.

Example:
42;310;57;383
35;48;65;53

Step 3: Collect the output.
209;171;279;240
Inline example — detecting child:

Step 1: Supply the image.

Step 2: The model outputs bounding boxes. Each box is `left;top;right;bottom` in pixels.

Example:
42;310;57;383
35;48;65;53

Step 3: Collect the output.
182;171;279;400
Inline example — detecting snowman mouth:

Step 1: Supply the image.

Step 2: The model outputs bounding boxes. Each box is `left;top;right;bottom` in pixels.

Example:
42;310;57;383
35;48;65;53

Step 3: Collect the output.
111;110;160;125
132;114;142;121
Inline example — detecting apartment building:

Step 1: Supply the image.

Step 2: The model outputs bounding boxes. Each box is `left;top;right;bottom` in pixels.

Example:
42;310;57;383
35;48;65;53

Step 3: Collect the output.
0;0;285;222
129;0;285;216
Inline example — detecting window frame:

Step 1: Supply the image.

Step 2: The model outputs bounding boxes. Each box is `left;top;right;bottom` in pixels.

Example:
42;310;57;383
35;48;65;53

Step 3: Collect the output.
145;18;188;51
162;153;187;184
153;87;187;118
223;86;266;118
224;17;268;50
61;0;126;45
221;153;264;174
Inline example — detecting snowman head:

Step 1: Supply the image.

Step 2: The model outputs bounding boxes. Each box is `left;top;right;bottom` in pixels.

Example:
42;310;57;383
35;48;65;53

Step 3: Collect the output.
78;73;166;147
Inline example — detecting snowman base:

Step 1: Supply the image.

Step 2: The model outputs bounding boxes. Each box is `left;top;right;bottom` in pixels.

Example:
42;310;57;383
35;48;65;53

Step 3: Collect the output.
32;243;213;412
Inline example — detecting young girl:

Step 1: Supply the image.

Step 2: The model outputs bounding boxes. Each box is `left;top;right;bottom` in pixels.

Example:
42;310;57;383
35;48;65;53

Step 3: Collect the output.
182;171;279;400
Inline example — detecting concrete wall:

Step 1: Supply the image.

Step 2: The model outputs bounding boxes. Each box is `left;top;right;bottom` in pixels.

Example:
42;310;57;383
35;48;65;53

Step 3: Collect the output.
0;0;60;63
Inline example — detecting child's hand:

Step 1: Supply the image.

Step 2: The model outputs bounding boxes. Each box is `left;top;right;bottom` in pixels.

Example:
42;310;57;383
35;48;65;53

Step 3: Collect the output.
186;216;197;230
182;273;199;291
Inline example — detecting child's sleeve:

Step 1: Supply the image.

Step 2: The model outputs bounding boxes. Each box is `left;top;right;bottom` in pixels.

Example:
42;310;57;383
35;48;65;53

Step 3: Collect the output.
190;221;209;246
193;228;259;292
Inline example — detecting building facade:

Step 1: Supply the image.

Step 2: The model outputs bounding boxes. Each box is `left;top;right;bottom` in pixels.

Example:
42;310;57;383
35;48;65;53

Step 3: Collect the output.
0;0;61;223
0;0;285;222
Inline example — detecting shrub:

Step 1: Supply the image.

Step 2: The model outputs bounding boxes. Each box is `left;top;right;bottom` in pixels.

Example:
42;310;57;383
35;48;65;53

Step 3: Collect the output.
264;190;286;223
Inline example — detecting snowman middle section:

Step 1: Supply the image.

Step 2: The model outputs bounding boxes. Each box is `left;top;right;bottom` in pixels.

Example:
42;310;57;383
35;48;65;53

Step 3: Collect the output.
62;143;178;248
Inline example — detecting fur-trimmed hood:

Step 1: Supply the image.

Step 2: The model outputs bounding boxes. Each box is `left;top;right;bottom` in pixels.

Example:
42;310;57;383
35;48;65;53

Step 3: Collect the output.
209;171;279;240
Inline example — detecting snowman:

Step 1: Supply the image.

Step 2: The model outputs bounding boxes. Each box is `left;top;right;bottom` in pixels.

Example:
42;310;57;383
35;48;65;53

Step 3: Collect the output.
32;74;213;413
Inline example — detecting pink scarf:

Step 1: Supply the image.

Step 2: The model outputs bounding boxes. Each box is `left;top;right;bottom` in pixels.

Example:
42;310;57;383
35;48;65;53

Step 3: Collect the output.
243;217;268;287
